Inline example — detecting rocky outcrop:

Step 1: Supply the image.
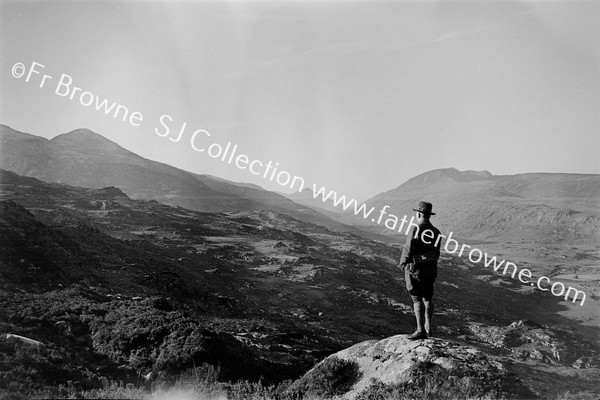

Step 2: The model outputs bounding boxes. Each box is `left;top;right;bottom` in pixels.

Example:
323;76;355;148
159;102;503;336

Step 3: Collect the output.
467;320;600;368
293;334;535;399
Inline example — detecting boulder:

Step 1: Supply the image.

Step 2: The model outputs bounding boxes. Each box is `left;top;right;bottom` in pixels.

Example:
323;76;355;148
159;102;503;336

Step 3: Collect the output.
290;335;535;399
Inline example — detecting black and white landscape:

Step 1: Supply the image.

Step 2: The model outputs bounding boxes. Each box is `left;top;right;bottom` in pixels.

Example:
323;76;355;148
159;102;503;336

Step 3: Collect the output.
1;1;599;399
1;125;599;398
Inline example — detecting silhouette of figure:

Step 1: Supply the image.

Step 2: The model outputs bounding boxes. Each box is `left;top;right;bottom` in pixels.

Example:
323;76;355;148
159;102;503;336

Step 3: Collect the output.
399;201;441;340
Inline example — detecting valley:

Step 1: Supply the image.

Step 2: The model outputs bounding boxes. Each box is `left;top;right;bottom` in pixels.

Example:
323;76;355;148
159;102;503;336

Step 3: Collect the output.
1;169;599;398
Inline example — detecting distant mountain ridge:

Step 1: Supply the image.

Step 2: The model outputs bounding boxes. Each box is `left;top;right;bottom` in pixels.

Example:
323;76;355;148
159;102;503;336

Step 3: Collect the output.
383;168;600;204
3;125;598;244
0;124;363;234
363;167;600;244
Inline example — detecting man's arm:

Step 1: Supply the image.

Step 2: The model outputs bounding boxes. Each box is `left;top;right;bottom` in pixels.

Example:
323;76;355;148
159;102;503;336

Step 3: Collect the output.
434;228;441;258
399;226;417;267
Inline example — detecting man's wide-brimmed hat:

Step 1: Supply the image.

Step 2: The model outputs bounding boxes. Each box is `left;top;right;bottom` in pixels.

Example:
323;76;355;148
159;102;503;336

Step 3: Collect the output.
413;201;436;215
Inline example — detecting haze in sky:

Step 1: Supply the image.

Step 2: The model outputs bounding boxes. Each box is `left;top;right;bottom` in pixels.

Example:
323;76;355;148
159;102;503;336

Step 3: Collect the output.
1;0;599;200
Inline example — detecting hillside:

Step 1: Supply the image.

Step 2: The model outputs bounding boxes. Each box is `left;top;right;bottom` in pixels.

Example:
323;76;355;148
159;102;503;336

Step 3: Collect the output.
287;187;346;216
192;173;366;235
0;125;362;235
1;170;599;398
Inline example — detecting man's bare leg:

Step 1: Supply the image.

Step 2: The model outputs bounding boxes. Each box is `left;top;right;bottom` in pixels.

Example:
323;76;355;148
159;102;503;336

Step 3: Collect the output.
423;299;433;338
408;296;427;340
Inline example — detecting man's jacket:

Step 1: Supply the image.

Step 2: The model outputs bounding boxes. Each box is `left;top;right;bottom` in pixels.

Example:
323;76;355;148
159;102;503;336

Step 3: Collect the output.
399;220;441;282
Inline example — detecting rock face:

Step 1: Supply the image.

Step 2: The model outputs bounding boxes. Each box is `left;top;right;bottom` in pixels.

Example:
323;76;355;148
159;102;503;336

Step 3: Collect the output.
334;335;499;394
298;334;532;399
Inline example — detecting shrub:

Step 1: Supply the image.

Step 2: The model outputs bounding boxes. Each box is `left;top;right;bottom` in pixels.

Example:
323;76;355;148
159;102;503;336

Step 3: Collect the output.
285;356;362;398
88;300;208;372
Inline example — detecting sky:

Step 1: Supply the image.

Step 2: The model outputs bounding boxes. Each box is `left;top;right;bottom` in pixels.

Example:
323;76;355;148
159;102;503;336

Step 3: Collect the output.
1;0;599;201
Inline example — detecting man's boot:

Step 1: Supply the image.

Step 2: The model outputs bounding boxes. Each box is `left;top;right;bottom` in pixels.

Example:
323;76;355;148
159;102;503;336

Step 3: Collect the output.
407;302;427;340
424;300;433;338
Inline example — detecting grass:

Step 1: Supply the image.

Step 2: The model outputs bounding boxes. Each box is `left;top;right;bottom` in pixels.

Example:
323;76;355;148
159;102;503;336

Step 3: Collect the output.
284;356;362;399
1;361;595;400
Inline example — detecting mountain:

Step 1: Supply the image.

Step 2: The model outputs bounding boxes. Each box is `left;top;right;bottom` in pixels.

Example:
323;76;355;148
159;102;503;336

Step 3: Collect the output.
0;125;372;236
363;168;600;244
2;169;599;398
0;125;253;210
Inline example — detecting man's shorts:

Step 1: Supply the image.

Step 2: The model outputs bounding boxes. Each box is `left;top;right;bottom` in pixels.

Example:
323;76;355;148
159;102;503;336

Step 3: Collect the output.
405;268;435;300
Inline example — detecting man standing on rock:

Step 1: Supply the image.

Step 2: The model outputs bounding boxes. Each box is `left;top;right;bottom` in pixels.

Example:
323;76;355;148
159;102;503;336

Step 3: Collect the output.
399;201;441;340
